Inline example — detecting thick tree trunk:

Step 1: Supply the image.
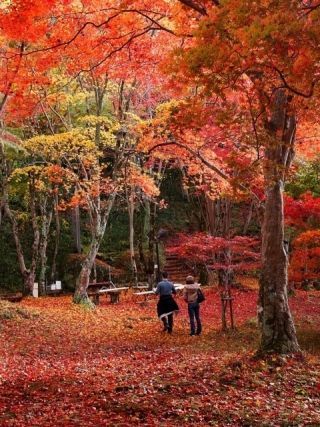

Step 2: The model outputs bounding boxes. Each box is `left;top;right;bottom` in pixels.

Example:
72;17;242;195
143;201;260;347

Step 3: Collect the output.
73;237;101;304
258;89;300;354
259;180;299;353
23;270;36;295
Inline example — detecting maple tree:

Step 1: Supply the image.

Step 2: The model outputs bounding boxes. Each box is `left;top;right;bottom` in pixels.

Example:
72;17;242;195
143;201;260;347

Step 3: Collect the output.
167;232;260;281
0;0;320;355
142;0;320;354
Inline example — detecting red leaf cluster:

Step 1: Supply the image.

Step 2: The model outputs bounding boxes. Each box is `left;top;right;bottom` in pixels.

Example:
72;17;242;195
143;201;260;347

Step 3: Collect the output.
167;233;260;272
285;193;320;229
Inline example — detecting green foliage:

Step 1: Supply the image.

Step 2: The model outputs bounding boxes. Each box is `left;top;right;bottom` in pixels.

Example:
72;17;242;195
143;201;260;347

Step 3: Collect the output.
0;300;37;320
0;222;23;292
286;159;320;198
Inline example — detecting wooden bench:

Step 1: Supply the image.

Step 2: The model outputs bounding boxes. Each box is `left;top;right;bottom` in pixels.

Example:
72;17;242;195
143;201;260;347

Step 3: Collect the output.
88;286;129;305
87;281;115;291
132;284;149;290
87;281;114;304
133;290;156;302
99;287;129;304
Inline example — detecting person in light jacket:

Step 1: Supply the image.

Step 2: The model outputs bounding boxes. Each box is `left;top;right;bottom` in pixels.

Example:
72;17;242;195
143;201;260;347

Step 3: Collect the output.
183;275;202;336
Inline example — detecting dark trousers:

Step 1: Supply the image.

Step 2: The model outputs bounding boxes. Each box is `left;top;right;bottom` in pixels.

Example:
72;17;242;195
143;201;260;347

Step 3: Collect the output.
188;302;202;335
162;313;173;333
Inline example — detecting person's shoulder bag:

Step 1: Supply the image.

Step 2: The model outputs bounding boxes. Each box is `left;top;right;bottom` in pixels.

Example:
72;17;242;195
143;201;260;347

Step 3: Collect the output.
197;288;205;303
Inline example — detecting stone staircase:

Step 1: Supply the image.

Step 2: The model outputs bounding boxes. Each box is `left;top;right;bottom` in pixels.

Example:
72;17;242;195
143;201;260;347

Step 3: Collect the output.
163;253;195;284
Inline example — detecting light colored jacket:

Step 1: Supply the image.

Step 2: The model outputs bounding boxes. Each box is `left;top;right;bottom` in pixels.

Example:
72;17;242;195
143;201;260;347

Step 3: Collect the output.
183;283;200;304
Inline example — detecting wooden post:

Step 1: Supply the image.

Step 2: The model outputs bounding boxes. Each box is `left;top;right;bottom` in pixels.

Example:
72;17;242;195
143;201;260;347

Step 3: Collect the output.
220;285;234;330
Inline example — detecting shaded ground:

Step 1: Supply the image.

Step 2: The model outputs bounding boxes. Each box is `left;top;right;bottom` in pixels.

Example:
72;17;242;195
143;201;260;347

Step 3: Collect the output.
0;287;320;426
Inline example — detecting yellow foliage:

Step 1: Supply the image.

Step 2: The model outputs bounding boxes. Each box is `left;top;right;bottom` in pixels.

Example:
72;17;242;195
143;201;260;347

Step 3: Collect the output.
24;131;99;163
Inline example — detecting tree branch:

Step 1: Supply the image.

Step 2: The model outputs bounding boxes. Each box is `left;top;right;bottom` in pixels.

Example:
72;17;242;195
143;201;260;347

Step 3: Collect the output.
270;65;318;98
148;140;261;204
9;9;174;59
178;0;208;15
178;0;220;15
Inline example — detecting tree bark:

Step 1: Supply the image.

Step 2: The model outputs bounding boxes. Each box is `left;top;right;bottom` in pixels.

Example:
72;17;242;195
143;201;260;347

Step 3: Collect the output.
38;201;53;295
4;201;37;295
71;206;81;253
259;180;299;353
73;195;116;304
50;192;61;283
243;200;254;235
73;236;102;304
127;192;138;286
1;148;40;295
259;89;300;354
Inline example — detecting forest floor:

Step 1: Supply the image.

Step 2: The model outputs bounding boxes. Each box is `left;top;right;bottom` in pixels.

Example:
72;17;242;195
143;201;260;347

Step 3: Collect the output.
0;283;320;426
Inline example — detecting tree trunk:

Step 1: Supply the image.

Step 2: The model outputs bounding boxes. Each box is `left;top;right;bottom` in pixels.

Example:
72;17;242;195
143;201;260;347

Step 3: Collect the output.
127;193;138;286
50;192;61;283
215;198;234;287
3;198;38;295
140;198;156;287
243;200;254;235
73;237;101;304
73;195;116;304
71;206;81;253
205;195;216;235
39;205;53;295
28;178;40;294
259;180;299;353
258;89;300;354
148;201;157;284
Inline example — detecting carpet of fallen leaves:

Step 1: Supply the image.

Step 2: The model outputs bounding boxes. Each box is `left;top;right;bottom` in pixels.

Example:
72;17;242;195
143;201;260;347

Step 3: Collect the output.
1;287;320;426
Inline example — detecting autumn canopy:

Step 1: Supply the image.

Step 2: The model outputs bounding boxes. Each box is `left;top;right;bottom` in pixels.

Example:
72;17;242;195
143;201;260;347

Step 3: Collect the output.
1;1;320;417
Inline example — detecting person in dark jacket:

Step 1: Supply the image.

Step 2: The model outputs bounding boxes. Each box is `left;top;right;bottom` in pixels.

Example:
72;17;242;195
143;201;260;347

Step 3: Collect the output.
155;272;179;333
183;275;202;336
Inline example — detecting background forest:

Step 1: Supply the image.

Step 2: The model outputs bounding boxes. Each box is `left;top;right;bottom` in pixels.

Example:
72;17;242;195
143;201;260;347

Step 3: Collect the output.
1;76;320;296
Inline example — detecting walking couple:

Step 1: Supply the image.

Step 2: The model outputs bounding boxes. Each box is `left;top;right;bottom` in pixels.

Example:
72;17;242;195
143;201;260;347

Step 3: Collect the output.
155;272;203;336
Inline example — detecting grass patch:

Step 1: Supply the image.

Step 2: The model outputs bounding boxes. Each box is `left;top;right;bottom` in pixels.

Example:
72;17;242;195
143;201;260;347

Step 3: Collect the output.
0;300;38;320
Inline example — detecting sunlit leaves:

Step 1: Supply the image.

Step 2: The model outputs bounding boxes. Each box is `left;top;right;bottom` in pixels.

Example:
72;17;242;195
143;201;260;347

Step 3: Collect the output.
25;131;99;163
